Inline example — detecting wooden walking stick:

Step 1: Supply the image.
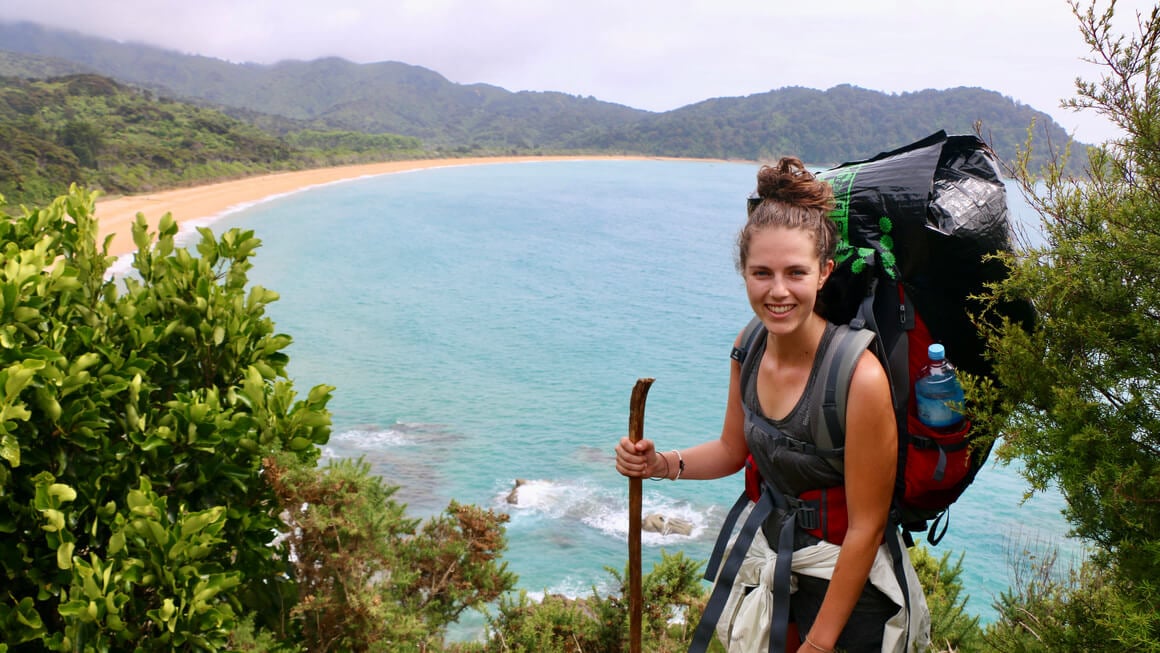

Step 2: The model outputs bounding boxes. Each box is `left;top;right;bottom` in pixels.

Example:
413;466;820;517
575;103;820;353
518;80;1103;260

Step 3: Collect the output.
628;377;654;653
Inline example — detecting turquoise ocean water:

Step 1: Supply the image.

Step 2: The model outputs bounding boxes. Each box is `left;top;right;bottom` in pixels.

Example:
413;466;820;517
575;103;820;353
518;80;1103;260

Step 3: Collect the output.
189;159;1078;634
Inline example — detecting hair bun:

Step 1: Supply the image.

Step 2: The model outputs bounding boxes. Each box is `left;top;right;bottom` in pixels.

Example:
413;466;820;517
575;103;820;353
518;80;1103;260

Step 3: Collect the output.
754;157;831;211
737;156;838;274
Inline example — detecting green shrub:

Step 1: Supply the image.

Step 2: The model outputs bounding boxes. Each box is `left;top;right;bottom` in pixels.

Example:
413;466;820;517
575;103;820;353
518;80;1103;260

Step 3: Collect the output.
266;454;517;652
983;542;1113;652
1;187;521;650
977;1;1160;649
475;551;705;653
910;545;983;652
0;186;331;649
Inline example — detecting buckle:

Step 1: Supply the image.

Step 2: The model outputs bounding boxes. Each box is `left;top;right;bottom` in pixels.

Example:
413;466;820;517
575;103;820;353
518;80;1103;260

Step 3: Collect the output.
785;497;820;530
784;438;817;455
796;505;820;530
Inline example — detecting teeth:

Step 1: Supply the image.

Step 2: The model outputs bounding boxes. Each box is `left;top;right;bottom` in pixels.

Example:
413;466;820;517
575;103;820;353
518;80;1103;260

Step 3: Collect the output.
769;305;792;315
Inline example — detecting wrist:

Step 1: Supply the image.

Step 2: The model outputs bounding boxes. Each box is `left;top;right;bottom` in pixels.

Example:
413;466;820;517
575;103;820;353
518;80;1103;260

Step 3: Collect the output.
803;634;834;653
648;451;671;480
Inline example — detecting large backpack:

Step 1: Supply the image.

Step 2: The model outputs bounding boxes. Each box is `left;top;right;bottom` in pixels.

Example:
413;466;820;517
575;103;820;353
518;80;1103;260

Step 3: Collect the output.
688;132;1034;653
809;130;1035;542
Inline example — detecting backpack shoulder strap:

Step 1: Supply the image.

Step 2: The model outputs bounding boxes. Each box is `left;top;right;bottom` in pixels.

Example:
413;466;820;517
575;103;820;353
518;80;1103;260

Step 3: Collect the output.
731;315;873;471
730;315;766;389
811;324;876;474
730;315;765;364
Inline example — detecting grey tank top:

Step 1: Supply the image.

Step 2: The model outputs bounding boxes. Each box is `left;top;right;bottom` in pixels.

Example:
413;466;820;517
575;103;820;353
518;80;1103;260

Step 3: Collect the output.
742;322;845;498
742;321;898;609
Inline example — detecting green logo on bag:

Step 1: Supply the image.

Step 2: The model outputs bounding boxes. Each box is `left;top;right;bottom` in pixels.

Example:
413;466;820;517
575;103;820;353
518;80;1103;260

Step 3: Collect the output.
821;166;898;280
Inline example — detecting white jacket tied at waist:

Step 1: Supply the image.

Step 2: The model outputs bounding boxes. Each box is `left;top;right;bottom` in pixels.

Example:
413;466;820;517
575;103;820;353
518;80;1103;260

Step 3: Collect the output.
712;516;931;653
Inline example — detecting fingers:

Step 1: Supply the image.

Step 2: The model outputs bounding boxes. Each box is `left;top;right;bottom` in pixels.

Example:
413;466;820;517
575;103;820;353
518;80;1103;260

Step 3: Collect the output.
615;436;655;478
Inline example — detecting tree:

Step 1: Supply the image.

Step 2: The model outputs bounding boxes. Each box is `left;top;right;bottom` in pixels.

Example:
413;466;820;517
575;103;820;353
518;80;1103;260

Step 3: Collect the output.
982;0;1160;647
0;187;332;648
909;547;983;652
266;455;517;652
59;120;103;168
467;551;706;653
0;187;516;651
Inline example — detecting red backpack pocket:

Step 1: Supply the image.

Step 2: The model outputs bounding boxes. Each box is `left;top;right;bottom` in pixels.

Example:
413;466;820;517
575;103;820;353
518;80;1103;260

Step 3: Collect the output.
902;413;973;510
901;288;976;511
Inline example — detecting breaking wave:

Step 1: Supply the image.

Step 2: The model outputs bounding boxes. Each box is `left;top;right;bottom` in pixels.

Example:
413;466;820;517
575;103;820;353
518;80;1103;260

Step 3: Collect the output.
496;477;714;546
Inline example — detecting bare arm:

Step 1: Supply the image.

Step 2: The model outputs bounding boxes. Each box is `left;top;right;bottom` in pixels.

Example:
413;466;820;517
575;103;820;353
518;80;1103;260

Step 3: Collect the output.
805;350;897;650
615;331;750;480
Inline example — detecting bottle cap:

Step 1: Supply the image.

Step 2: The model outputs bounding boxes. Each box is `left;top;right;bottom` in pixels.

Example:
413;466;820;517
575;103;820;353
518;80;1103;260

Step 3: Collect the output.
928;343;946;361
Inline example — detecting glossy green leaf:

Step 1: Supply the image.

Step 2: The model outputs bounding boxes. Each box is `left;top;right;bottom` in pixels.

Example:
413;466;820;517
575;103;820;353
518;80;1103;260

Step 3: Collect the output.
56;541;74;569
41;509;64;532
47;483;76;503
57;599;89;620
108;530;125;556
0;433;19;467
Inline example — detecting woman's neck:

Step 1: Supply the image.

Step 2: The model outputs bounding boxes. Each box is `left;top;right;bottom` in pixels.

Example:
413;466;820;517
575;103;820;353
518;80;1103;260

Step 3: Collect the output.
764;313;828;365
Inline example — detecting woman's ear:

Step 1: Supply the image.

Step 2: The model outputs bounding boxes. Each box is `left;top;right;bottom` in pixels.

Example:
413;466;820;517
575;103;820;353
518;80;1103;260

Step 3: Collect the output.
818;259;835;290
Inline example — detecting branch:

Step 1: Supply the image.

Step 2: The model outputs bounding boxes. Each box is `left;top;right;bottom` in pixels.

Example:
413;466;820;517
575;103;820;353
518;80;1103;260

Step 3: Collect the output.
1094;383;1127;410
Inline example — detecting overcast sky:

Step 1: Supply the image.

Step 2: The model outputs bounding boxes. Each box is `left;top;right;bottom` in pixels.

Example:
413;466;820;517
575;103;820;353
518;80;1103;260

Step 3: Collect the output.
1;0;1154;144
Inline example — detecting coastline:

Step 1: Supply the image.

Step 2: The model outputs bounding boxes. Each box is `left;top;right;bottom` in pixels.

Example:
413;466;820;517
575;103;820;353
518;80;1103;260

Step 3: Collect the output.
94;155;669;258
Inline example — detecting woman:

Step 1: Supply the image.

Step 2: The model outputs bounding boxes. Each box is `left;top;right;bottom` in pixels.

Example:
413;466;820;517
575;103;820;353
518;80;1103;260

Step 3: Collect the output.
615;158;928;652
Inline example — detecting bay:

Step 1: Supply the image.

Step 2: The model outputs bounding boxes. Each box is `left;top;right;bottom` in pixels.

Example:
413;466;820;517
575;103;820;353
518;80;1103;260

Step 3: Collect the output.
208;159;1080;633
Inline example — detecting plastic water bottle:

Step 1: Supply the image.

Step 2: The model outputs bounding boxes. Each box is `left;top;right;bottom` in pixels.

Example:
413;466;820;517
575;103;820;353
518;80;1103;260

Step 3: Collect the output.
915;344;965;430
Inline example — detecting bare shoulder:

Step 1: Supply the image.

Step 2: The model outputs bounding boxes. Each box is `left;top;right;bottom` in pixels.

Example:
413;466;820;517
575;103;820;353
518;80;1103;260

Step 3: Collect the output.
847;348;891;406
845;348;896;460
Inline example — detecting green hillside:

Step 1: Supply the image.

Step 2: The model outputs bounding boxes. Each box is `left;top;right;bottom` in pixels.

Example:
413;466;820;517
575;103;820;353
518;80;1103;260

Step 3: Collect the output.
0;19;1086;204
0;49;91;78
0;23;648;148
569;84;1074;166
0;74;423;206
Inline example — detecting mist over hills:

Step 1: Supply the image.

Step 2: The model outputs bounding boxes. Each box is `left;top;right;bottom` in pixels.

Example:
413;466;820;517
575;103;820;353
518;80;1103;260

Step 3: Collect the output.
0;20;1078;167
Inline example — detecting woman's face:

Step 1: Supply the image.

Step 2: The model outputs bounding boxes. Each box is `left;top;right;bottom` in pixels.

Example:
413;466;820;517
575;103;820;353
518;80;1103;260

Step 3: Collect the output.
743;226;832;337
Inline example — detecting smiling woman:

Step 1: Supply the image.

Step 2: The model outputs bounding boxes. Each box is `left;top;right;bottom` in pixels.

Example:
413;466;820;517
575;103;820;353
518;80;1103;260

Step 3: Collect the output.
615;157;928;653
202;158;1075;644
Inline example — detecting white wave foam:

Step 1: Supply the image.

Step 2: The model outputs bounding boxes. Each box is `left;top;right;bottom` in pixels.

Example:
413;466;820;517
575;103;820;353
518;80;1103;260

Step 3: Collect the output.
524;574;618;602
586;498;709;545
498;478;710;544
499;479;573;516
331;425;415;449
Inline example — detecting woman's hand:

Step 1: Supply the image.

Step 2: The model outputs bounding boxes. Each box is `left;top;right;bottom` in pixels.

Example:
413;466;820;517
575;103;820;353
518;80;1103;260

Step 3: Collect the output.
615;436;662;479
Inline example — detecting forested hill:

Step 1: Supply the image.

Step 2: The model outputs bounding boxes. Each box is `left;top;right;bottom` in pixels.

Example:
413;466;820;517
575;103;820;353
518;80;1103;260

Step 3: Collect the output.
0;74;425;206
0;22;649;149
1;21;1079;172
570;85;1073;165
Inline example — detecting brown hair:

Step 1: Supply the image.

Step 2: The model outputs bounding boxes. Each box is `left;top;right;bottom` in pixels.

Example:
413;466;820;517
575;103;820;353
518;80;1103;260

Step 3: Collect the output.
736;157;837;273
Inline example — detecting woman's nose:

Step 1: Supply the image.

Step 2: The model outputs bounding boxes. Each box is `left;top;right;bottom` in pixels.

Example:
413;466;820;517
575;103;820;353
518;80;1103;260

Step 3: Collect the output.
768;275;787;296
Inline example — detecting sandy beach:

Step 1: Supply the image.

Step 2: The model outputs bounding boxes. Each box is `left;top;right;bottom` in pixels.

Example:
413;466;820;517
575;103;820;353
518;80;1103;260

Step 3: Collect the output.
95;155;646;257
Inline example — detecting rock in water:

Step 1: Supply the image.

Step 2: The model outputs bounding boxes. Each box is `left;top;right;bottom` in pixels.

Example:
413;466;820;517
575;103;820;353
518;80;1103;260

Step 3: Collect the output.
506;478;528;505
642;512;693;536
